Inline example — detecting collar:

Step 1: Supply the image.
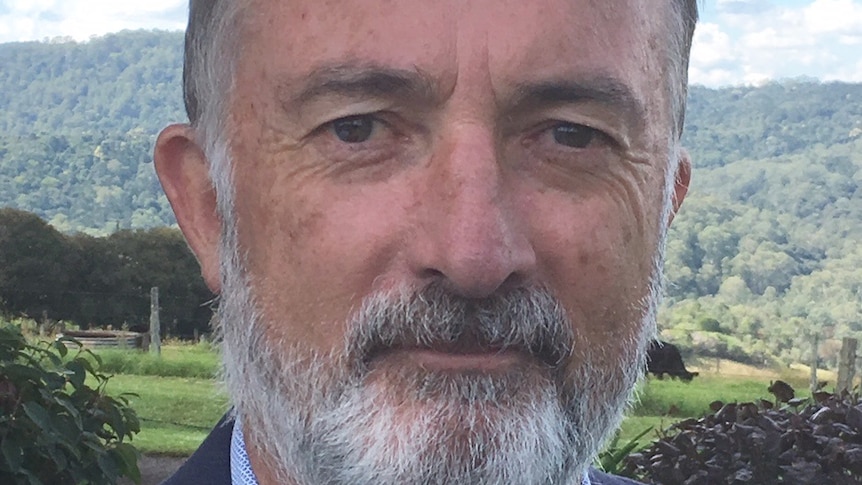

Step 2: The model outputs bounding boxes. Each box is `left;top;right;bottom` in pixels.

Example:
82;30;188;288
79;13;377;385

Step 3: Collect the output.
230;418;261;485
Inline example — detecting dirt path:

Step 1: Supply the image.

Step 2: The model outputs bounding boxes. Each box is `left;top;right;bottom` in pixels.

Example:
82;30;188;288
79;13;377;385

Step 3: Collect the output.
119;454;187;485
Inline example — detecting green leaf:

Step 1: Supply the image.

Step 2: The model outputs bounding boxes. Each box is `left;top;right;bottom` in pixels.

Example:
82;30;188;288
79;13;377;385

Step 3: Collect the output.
1;434;23;472
96;451;120;482
597;426;653;474
43;372;66;390
19;468;44;485
5;363;44;383
22;402;53;433
105;404;126;439
43;350;62;368
51;339;68;358
54;396;83;426
112;443;141;484
52;413;83;453
77;356;97;377
0;323;141;483
65;359;86;389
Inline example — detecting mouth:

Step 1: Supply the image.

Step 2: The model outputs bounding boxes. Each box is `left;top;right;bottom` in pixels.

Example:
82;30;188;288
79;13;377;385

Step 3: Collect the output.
364;336;531;372
378;346;524;372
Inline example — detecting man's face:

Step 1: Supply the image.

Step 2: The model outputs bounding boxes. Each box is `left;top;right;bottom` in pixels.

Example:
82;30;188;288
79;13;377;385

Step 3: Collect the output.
166;0;690;483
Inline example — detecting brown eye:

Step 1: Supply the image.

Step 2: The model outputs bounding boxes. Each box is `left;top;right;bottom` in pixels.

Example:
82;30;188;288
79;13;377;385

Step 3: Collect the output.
552;123;597;148
332;115;375;143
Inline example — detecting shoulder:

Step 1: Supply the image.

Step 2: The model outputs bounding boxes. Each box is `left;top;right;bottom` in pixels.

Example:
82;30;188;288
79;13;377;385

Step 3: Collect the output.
160;414;235;485
588;468;645;485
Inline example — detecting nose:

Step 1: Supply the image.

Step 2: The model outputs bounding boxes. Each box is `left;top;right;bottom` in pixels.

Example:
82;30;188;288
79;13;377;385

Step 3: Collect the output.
411;123;537;298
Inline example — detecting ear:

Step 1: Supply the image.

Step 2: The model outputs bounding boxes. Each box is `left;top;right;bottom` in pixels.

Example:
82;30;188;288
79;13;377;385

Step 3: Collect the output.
667;147;692;225
154;124;223;293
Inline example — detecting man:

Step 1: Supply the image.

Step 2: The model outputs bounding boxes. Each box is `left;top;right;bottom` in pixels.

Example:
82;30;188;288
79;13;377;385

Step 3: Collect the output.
155;0;696;483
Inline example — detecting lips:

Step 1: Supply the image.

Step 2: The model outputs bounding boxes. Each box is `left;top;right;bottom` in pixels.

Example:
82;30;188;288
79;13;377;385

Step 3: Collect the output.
361;330;558;372
386;348;524;372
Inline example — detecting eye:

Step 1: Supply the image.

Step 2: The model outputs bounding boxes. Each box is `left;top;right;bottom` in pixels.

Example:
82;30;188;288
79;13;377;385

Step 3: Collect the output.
331;115;375;143
552;123;600;148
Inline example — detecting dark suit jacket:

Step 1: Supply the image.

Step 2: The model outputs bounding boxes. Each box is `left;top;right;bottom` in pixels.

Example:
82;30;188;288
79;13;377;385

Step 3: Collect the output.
162;416;643;485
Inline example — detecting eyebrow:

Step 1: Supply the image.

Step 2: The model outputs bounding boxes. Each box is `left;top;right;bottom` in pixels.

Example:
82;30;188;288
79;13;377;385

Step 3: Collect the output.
282;63;441;109
505;77;647;128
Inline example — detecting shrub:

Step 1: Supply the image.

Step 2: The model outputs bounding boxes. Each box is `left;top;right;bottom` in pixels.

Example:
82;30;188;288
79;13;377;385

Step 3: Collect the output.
697;317;723;333
624;391;862;483
0;325;141;484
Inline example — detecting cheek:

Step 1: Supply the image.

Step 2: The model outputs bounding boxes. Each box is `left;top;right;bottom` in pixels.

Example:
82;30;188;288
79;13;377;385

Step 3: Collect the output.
530;189;659;342
230;170;337;348
232;170;414;350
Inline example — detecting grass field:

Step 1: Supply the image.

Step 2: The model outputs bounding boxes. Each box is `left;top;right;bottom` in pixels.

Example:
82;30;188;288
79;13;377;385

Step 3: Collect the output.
90;342;228;455
94;345;838;456
105;374;229;455
93;342;219;378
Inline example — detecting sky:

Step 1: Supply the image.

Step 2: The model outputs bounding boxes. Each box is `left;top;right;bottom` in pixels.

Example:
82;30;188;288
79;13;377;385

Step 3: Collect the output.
1;0;861;88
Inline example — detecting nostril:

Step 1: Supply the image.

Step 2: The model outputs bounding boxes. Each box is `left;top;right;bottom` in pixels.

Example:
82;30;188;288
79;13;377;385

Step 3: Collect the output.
418;267;446;282
497;271;527;293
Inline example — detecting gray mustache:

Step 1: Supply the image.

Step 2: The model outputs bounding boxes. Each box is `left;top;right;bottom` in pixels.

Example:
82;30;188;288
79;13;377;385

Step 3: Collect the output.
345;283;575;370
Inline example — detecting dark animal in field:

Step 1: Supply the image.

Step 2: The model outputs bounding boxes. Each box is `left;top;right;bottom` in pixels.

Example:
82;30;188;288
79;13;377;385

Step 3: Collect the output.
646;340;698;381
768;380;795;403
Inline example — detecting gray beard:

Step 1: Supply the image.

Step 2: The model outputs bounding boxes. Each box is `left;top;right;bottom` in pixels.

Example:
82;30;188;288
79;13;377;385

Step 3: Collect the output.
215;263;652;484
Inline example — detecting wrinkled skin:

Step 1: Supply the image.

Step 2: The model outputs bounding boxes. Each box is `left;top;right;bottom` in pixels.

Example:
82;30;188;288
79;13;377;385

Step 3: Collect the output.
155;0;691;483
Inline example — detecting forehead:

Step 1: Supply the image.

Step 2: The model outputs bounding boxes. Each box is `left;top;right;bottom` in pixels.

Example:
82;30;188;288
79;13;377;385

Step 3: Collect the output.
235;0;669;120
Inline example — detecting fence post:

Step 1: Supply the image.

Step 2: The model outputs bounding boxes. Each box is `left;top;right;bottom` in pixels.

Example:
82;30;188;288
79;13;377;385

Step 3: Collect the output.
150;286;161;357
837;337;858;394
809;334;819;393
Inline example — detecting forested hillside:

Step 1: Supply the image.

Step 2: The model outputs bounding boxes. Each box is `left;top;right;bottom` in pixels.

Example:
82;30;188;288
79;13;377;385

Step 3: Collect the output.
0;31;184;232
1;31;860;366
664;82;862;367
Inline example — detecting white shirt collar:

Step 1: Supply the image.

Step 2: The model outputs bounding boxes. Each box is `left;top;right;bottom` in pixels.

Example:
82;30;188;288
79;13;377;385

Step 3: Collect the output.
230;418;261;485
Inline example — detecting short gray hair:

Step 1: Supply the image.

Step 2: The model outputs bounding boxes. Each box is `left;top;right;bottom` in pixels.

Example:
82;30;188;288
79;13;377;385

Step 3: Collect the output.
182;0;698;154
182;0;242;223
666;0;699;139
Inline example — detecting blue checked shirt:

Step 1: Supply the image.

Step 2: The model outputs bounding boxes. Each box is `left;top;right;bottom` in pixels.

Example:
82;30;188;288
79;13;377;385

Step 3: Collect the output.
229;418;591;485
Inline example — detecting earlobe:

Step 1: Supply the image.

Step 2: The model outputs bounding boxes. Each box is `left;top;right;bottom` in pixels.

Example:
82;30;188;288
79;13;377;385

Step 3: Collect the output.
667;147;692;225
153;124;223;293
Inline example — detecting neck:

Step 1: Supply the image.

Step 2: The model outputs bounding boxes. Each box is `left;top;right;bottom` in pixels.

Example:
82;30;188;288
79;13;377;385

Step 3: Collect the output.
246;443;291;485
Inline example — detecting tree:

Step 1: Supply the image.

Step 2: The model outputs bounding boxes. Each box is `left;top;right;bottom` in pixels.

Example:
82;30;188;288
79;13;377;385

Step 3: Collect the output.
0;208;75;321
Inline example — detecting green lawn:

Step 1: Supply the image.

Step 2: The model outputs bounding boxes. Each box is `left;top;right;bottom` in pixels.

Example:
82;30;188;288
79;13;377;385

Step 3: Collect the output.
633;374;773;417
88;342;227;454
93;342;219;378
615;374;780;447
103;374;229;455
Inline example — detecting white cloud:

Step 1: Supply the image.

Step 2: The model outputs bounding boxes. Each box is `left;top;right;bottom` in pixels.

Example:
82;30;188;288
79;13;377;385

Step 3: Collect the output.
691;23;736;67
742;71;773;86
689;66;739;87
839;35;862;45
691;0;862;86
802;0;862;34
743;28;815;50
823;59;862;82
0;0;186;43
